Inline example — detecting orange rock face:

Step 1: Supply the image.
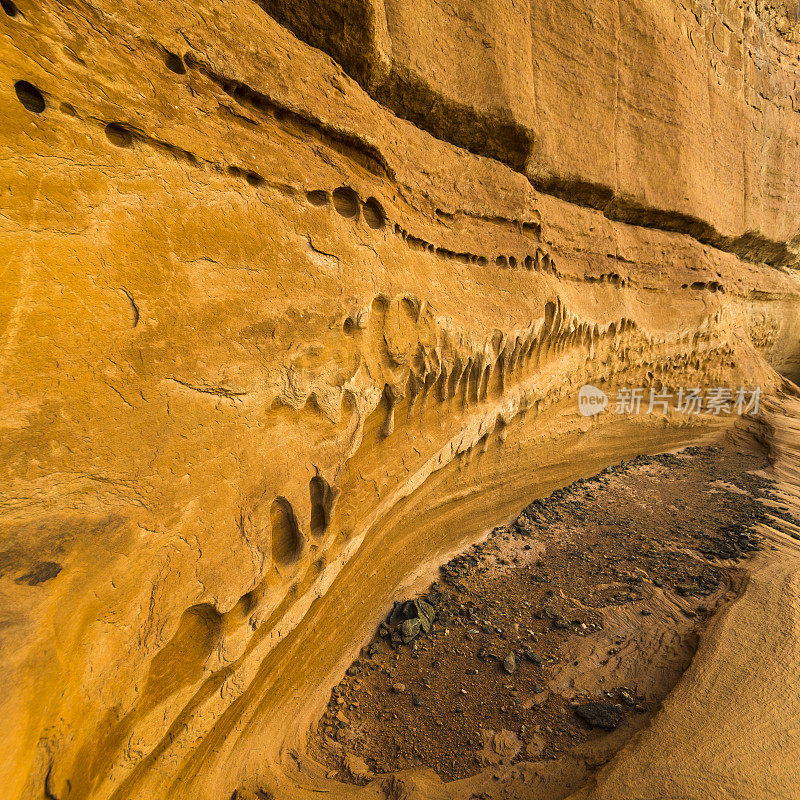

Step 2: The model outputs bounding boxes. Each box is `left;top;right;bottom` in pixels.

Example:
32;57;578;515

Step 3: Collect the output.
0;1;798;799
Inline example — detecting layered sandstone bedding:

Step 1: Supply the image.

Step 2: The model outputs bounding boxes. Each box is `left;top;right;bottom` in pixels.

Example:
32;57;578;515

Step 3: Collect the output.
1;1;799;799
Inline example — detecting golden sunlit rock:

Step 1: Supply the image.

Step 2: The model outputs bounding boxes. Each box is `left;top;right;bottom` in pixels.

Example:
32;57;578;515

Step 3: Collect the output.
1;1;799;799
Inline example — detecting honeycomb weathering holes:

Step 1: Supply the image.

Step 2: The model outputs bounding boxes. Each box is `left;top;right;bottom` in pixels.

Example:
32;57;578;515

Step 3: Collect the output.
245;171;265;187
332;186;359;218
105;123;134;148
362;197;386;229
164;52;187;75
15;81;45;113
307;189;329;206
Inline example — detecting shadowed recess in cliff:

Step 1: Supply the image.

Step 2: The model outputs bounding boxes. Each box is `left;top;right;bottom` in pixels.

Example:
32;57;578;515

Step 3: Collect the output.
250;0;797;268
251;0;535;171
534;177;800;269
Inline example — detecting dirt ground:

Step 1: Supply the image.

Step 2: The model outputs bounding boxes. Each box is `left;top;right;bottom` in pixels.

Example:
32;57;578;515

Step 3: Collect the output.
309;440;782;791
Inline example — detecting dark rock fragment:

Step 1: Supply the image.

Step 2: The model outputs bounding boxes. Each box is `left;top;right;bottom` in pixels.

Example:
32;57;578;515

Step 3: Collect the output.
575;701;624;729
401;618;421;643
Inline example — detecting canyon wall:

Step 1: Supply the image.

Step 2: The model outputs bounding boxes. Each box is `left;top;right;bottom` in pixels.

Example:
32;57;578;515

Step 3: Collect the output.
0;1;799;798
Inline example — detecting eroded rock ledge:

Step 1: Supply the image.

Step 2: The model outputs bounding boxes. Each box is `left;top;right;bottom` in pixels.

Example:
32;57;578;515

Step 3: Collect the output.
0;2;799;799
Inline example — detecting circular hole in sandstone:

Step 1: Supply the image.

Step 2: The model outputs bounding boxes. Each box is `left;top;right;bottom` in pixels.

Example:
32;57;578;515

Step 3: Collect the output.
343;316;356;334
1;0;18;16
524;255;534;269
362;197;386;229
14;80;45;113
508;256;517;268
496;255;507;267
332;186;359;219
164;52;186;75
59;102;76;116
105;123;133;148
307;190;329;206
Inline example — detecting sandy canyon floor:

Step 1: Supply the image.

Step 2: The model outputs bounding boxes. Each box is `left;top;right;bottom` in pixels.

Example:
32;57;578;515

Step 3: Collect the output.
311;439;776;796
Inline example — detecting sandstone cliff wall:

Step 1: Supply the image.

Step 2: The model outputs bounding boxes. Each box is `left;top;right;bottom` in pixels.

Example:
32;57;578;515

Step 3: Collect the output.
261;0;800;253
1;1;799;798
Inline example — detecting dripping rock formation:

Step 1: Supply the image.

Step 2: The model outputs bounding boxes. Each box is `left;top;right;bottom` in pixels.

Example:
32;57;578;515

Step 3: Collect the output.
1;1;800;799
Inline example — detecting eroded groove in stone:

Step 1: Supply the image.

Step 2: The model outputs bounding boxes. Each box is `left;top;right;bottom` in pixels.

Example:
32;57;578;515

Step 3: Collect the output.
270;497;303;565
309;475;333;537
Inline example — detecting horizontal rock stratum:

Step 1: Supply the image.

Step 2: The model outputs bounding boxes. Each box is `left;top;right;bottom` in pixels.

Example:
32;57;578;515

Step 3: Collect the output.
1;1;799;799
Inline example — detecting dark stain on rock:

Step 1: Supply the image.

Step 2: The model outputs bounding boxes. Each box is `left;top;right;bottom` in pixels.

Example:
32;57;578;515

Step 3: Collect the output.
16;561;62;585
